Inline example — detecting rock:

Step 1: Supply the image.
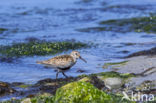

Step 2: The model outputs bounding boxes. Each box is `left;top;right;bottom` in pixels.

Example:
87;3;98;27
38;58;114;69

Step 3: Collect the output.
54;81;113;103
77;69;86;73
12;82;25;86
97;76;124;90
38;93;52;97
78;77;91;82
0;82;8;87
0;81;16;96
116;56;156;90
21;98;31;103
127;47;156;57
135;80;156;93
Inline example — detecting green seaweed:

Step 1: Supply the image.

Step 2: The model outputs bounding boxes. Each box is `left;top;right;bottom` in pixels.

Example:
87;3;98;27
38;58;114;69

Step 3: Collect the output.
1;100;21;103
100;15;156;33
0;28;8;34
31;95;54;103
78;71;135;80
0;41;88;57
103;61;128;68
54;81;113;103
17;84;32;88
77;27;107;32
77;15;156;34
98;71;135;79
1;80;135;103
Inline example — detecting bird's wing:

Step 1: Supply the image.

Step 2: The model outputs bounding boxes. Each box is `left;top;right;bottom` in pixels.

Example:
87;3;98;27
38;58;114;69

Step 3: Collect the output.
39;55;75;68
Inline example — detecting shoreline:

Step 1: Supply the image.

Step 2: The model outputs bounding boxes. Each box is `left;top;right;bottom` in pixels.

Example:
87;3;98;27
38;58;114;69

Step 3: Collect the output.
0;47;156;102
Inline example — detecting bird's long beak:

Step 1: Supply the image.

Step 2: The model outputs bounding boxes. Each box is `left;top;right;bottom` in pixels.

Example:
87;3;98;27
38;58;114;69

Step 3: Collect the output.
80;56;87;63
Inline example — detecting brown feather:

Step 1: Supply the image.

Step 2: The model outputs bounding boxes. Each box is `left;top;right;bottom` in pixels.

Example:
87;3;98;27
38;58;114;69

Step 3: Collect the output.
37;55;75;69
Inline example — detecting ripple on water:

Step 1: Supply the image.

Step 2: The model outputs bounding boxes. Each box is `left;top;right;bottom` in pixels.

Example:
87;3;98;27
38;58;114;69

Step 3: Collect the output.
0;0;156;83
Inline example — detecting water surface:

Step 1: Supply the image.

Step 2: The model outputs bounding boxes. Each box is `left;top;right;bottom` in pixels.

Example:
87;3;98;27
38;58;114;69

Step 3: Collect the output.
0;0;156;83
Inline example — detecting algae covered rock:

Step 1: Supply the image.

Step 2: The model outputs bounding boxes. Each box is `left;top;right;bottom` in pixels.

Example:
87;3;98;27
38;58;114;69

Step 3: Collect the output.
21;98;31;103
96;72;135;90
98;71;135;79
0;41;88;57
77;15;156;34
78;77;91;82
54;81;113;103
98;77;124;90
30;94;54;103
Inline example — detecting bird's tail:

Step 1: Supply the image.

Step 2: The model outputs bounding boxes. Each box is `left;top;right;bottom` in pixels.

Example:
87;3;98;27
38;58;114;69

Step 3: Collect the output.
36;61;44;64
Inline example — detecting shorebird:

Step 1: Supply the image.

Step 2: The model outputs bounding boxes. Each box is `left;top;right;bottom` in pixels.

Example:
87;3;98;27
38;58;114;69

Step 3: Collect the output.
36;51;87;79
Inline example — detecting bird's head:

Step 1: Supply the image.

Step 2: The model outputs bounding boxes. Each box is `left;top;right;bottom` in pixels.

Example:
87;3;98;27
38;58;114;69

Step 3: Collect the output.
70;51;87;63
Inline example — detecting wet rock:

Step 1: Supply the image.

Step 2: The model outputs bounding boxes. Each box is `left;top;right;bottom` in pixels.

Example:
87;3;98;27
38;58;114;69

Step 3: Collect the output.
12;82;33;89
35;77;80;94
54;81;113;103
26;94;35;98
127;47;156;57
0;81;16;96
103;61;128;69
79;77;91;82
12;82;25;86
0;41;88;57
97;76;124;90
79;76;105;90
78;15;156;33
0;73;136;102
21;98;31;103
136;80;156;93
36;78;56;86
77;69;86;73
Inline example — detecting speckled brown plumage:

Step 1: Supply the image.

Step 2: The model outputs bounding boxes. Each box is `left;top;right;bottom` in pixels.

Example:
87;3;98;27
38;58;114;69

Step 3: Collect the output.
37;55;75;69
36;51;87;79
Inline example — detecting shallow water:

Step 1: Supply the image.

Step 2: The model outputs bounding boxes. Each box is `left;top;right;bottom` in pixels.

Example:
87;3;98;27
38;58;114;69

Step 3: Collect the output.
0;0;156;84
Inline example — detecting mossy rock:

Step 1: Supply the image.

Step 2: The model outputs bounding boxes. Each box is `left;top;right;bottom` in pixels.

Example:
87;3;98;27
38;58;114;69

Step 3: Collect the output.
1;79;135;103
78;77;91;82
95;72;135;90
100;15;156;33
54;81;113;103
97;71;135;79
0;41;88;57
31;95;54;103
1;100;21;103
77;15;156;34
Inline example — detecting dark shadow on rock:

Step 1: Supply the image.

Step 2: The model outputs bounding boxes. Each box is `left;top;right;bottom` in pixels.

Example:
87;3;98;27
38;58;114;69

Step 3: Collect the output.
0;81;16;96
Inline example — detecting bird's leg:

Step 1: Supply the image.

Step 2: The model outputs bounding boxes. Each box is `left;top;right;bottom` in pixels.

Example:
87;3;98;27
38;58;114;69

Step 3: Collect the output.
56;71;59;80
55;71;60;86
62;72;68;78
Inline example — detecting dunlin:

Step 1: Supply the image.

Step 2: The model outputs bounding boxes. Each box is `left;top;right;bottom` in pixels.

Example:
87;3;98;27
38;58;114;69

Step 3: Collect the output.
37;51;87;79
